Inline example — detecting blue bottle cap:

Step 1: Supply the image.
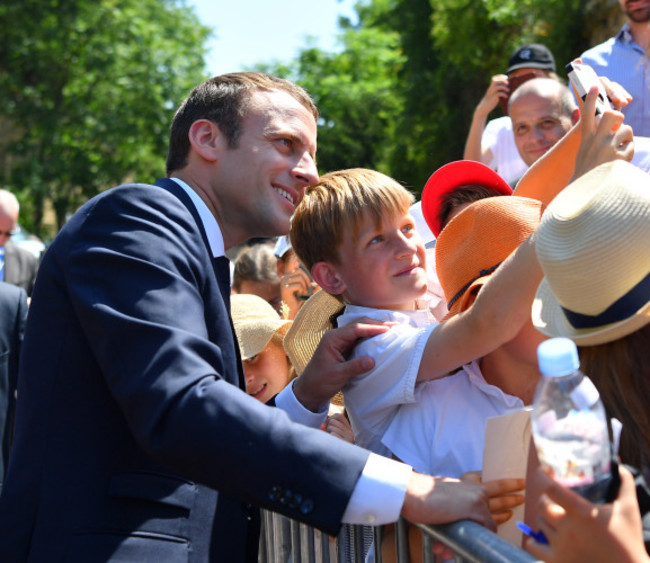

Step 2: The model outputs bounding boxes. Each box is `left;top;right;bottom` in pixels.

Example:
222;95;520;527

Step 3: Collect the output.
537;337;579;377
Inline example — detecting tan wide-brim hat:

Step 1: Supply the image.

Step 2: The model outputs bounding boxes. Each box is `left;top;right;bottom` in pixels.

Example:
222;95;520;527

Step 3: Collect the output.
533;160;650;346
435;195;544;317
231;294;292;360
283;289;344;375
283;289;345;406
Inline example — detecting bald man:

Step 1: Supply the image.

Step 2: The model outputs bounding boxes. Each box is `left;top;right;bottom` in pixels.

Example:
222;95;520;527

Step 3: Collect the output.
508;78;579;168
0;190;39;297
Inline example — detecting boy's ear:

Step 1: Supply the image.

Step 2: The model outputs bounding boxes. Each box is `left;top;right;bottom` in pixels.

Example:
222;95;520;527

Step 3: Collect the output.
311;261;346;295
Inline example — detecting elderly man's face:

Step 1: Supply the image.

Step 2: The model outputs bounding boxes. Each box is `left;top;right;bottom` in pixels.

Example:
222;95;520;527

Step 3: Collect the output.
0;209;17;248
510;93;574;167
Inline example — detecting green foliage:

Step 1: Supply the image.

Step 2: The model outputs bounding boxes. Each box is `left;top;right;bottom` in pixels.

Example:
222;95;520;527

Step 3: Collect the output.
258;19;405;176
0;0;627;235
0;0;210;235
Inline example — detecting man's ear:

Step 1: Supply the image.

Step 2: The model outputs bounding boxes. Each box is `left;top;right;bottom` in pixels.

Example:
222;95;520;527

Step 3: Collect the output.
311;261;346;295
188;119;223;163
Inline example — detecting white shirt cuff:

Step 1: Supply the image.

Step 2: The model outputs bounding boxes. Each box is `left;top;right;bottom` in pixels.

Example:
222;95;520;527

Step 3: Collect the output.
342;453;412;525
275;380;328;428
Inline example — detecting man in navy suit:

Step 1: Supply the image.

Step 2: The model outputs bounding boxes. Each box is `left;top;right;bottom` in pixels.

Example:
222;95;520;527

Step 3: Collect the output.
0;73;499;562
0;281;27;491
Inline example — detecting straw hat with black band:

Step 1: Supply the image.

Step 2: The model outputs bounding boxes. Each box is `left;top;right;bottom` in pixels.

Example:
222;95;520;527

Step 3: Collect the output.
533;160;650;346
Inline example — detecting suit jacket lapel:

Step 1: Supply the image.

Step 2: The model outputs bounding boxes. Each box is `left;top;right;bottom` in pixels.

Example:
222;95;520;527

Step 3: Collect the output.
154;178;245;389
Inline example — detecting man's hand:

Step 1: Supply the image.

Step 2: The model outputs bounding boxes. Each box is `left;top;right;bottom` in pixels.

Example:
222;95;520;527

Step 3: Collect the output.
401;472;496;531
293;321;390;412
475;74;509;120
461;471;526;525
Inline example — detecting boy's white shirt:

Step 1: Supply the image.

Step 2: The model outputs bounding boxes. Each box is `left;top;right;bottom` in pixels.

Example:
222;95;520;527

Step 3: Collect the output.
337;303;438;457
382;360;524;477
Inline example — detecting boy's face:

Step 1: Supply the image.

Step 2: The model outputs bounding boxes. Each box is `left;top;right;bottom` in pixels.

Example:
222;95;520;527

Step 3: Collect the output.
332;209;427;310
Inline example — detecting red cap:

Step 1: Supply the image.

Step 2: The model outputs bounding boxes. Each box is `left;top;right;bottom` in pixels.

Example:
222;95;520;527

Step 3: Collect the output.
421;160;512;237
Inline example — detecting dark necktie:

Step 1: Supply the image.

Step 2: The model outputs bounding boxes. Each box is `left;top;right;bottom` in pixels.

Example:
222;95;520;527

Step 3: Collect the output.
213;255;232;311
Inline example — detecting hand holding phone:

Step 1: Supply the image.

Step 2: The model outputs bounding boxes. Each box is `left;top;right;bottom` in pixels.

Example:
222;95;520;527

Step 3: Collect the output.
566;61;612;115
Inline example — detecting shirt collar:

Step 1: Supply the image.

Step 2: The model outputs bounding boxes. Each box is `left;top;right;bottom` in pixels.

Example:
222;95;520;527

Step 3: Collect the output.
169;177;225;258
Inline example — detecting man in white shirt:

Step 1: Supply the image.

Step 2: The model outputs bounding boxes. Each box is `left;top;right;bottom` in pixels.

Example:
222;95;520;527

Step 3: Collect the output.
464;44;558;184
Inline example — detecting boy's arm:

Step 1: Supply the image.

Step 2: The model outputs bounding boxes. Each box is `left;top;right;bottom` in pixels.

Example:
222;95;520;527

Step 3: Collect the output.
417;232;541;381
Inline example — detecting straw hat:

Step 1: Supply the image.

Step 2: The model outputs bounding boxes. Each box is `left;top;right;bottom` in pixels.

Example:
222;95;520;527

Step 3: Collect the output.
533;160;650;346
436;195;544;317
231;294;292;360
282;290;345;406
283;290;344;375
421;160;513;238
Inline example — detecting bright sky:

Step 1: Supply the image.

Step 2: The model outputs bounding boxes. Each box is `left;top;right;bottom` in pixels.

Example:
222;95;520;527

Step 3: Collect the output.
188;0;359;76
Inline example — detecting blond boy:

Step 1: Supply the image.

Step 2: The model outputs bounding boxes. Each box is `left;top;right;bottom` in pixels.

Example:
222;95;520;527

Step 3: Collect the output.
290;168;542;455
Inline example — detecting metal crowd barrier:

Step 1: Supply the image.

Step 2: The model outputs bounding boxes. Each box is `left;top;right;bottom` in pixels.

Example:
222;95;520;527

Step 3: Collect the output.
259;510;540;562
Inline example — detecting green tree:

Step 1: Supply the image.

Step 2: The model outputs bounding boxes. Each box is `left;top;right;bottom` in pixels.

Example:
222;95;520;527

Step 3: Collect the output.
256;6;405;176
0;0;210;236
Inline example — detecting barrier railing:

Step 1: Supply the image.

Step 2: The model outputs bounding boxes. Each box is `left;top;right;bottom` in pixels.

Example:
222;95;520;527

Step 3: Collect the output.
259;510;540;562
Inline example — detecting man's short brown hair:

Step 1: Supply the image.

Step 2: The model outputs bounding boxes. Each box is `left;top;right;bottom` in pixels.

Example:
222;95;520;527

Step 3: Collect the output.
290;168;414;273
166;72;318;175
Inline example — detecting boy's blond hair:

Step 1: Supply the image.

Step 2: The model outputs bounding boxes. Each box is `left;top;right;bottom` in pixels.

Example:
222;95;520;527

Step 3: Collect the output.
291;168;414;272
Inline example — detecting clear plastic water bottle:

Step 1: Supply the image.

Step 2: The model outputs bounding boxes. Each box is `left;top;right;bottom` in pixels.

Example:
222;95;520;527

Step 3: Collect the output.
531;337;612;503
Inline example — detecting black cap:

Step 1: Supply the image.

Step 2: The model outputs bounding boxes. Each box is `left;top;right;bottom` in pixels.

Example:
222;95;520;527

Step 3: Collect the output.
506;43;556;74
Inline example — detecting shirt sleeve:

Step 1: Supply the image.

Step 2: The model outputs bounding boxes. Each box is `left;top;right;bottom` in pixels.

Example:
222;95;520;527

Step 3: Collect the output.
275;379;329;428
343;323;437;453
341;453;412;525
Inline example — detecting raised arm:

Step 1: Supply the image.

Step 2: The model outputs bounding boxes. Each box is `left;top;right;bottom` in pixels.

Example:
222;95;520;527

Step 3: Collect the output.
464;74;509;164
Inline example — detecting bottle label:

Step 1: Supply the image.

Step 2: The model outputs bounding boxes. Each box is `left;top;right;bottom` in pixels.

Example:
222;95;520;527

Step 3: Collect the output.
569;377;600;410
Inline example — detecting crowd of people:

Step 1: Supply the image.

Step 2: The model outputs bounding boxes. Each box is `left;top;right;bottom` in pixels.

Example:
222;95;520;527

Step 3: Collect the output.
0;2;649;561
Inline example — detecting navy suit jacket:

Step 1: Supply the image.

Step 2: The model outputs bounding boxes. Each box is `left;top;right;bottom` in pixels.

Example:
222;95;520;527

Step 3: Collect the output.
0;281;28;489
0;180;369;562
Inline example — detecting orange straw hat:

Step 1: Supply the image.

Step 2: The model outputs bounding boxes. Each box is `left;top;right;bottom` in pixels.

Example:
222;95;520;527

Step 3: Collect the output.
421;160;513;238
436;195;544;317
533;161;650;345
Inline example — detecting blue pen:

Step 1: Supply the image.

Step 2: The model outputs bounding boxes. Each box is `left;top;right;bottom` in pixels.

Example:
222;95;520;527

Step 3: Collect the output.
517;521;549;545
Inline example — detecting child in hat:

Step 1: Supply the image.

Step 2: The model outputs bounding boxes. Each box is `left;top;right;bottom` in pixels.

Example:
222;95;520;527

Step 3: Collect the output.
231;293;294;404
